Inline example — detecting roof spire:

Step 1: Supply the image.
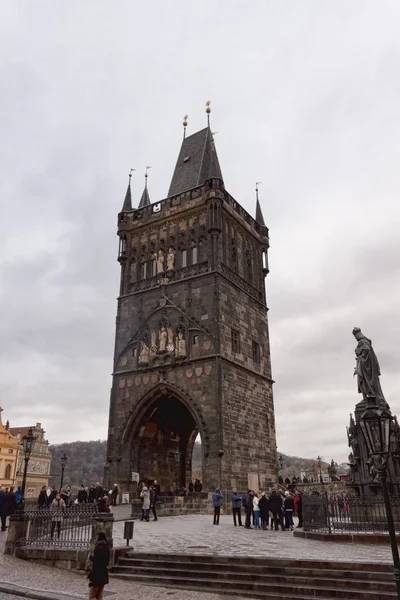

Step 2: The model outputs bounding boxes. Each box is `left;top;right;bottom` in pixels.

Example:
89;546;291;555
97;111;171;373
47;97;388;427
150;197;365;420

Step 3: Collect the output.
206;100;211;128
255;181;266;226
183;114;188;140
121;168;135;212
138;166;152;208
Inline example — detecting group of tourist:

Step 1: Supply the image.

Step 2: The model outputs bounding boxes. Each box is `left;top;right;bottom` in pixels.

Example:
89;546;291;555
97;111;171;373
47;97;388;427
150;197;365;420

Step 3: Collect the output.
212;488;303;530
138;480;160;521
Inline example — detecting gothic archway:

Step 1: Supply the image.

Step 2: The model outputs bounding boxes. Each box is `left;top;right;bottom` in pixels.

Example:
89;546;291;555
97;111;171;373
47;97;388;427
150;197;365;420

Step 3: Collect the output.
122;384;208;493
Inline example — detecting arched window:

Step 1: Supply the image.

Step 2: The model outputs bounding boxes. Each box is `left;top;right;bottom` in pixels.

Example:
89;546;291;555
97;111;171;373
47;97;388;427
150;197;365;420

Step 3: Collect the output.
5;464;11;480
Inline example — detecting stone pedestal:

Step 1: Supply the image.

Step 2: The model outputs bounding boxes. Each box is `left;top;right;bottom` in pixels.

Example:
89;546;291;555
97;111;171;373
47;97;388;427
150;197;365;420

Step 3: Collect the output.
4;514;30;556
91;514;114;551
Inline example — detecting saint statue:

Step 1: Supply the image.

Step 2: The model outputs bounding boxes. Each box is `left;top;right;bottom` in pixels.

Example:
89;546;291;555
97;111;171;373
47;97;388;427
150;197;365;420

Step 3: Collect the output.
159;326;167;352
175;331;186;358
353;327;385;402
157;249;165;274
150;330;158;357
167;247;175;271
139;340;149;364
167;327;175;353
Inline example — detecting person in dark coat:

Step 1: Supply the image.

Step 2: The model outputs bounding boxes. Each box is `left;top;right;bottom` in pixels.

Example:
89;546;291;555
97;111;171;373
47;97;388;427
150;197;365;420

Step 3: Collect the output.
243;490;253;529
110;484;118;507
88;532;110;600
149;485;158;521
231;489;243;526
0;487;6;531
48;486;57;505
284;492;294;530
94;483;104;504
97;496;110;513
269;490;285;531
2;487;16;530
212;488;223;525
259;492;269;529
37;486;48;508
88;485;96;504
60;488;70;507
78;485;88;504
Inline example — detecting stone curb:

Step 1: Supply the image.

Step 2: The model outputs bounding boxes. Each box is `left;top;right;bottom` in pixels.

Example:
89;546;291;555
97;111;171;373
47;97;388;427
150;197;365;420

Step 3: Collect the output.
0;582;84;600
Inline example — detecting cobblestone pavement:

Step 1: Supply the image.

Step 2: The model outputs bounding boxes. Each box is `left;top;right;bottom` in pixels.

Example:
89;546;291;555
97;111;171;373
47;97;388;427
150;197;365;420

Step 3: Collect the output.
114;514;393;563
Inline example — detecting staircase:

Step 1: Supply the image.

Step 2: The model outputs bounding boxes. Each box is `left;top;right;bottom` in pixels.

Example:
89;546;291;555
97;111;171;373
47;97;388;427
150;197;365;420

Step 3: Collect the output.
112;551;396;599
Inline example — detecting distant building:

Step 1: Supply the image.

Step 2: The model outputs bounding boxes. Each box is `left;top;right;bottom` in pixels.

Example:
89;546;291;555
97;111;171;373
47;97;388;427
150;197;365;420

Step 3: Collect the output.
9;423;52;499
0;409;20;488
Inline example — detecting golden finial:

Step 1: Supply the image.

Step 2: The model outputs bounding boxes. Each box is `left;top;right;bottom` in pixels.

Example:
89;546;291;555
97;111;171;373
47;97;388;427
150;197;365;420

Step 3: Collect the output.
206;100;211;114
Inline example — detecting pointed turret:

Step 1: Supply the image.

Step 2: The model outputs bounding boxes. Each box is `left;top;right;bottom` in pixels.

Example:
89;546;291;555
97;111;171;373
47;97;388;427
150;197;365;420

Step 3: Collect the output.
121;170;134;212
255;182;266;226
168;102;223;197
138;167;151;208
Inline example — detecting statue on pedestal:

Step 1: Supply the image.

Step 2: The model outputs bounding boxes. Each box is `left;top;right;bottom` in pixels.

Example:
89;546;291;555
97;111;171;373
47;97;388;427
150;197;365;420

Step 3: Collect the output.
139;341;149;365
167;247;175;271
352;327;385;402
159;326;167;353
175;331;186;358
150;331;158;357
157;250;165;274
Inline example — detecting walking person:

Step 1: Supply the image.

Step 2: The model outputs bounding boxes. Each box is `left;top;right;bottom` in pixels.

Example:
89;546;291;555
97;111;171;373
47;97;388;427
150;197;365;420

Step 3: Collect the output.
87;532;110;600
149;484;158;521
294;491;303;528
110;484;118;507
37;486;48;508
284;491;294;530
50;493;66;539
2;487;16;531
253;493;261;529
78;485;88;504
48;486;57;505
269;490;285;531
212;488;223;525
243;490;253;529
231;489;243;526
140;484;150;521
259;492;269;530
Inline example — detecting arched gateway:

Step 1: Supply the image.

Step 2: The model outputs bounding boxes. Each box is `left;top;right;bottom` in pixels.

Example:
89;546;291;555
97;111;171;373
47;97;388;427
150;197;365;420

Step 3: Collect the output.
105;116;277;495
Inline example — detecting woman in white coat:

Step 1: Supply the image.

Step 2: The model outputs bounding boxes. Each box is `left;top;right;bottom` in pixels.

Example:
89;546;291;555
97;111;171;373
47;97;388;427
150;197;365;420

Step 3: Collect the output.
140;485;150;522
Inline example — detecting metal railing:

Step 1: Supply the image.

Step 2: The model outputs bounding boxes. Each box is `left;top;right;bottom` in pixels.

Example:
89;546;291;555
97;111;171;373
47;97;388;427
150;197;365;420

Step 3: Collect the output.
21;504;98;548
303;494;400;534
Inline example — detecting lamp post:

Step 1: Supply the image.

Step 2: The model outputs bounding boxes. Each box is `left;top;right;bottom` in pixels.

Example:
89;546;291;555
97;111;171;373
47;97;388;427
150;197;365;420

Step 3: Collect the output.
21;427;37;508
359;395;400;599
60;453;68;492
317;455;323;485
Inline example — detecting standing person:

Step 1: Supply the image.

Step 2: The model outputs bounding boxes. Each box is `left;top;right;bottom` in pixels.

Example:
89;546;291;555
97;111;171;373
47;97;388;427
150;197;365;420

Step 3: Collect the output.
60;488;70;507
188;481;194;493
269;490;285;531
2;487;16;530
140;484;150;522
15;487;22;506
48;486;57;505
253;493;261;529
94;483;103;504
37;485;48;508
284;491;294;530
194;479;202;493
0;487;5;531
153;480;161;498
88;485;96;504
149;484;158;521
110;484;118;507
50;493;66;539
78;485;88;504
231;489;242;526
212;488;223;525
294;491;303;528
243;490;253;529
259;492;269;530
88;532;110;600
97;496;110;513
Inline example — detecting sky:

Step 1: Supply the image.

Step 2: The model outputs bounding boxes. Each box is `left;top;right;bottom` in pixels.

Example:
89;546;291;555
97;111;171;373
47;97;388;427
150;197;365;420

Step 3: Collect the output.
1;0;400;463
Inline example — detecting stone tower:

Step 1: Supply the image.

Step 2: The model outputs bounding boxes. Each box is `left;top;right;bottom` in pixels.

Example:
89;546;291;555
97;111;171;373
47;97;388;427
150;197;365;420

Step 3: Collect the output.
105;115;277;494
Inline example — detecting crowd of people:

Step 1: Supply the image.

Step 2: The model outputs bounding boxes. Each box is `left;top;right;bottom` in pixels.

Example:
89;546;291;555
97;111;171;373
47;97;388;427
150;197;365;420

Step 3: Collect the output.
213;487;303;530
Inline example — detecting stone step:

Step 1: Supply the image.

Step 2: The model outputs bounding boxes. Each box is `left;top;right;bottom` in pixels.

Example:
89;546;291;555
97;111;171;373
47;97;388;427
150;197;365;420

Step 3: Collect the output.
111;572;397;599
113;564;394;592
126;551;393;573
118;557;393;582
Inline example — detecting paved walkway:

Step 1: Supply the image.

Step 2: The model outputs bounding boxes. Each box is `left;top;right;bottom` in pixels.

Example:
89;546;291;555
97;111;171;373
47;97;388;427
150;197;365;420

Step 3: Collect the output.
114;514;393;563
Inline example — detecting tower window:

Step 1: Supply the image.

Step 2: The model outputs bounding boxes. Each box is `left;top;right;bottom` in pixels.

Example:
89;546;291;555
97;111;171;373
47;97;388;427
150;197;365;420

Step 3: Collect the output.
4;464;11;479
181;250;187;268
149;259;157;277
191;246;198;265
252;341;260;364
231;329;240;353
140;262;147;280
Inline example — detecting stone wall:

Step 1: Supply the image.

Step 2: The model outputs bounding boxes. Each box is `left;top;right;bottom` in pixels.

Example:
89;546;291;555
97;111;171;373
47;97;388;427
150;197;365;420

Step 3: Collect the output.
131;493;214;518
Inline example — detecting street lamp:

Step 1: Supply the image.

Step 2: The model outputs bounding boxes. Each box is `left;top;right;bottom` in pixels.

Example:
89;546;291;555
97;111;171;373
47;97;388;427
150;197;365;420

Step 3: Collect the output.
21;427;37;507
60;453;68;491
317;455;323;484
359;395;400;599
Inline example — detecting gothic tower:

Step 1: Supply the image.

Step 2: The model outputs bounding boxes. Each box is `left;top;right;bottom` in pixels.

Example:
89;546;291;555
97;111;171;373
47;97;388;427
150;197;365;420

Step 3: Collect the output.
105;112;277;493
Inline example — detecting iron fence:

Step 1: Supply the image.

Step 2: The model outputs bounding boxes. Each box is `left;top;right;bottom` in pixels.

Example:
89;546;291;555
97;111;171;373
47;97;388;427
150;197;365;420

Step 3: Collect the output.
303;494;400;534
20;504;98;548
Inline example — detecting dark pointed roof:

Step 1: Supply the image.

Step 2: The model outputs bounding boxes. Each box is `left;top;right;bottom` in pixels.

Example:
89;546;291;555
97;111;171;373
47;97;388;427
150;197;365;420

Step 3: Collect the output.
138;181;151;208
168;127;223;197
121;179;132;212
255;198;266;226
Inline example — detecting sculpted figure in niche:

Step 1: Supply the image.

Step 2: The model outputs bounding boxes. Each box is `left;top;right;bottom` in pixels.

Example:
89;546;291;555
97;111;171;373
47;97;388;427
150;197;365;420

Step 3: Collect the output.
159;325;167;353
157;249;165;273
167;247;175;270
175;331;186;358
167;327;175;353
139;341;150;364
150;330;158;357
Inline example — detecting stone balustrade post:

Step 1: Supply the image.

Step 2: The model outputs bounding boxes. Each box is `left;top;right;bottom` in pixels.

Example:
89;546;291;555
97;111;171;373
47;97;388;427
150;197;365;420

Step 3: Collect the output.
4;514;30;556
90;514;114;552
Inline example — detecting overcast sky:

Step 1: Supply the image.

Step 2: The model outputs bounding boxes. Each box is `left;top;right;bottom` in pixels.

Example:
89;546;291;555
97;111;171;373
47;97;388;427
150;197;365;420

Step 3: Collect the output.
1;1;400;463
